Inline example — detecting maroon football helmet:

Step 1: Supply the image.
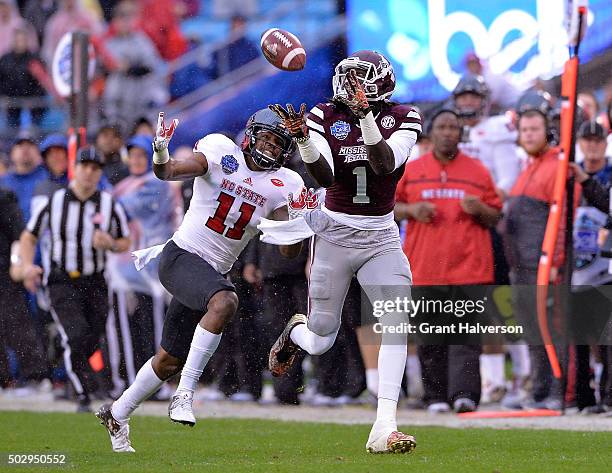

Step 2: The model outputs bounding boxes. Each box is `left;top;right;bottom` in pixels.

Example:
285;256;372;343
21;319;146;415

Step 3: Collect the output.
332;50;396;102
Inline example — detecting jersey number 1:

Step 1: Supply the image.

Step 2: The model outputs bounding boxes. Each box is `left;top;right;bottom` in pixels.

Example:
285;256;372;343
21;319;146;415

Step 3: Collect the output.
206;192;256;240
352;166;370;203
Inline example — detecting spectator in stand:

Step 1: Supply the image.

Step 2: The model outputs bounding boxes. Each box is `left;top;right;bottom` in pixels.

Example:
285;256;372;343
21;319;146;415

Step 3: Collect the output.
212;15;259;78
41;0;102;66
95;122;128;185
0;27;56;129
137;0;188;61
569;121;612;413
22;0;58;44
0;0;37;57
395;108;502;414
0;136;47;222
578;91;599;121
130;116;155;137
102;0;168;132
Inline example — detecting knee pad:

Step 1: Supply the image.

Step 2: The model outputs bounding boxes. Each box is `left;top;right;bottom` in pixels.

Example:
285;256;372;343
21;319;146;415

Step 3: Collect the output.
307;310;340;337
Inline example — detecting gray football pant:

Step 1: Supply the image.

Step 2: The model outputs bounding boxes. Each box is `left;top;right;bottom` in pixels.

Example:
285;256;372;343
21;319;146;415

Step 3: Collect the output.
299;234;412;401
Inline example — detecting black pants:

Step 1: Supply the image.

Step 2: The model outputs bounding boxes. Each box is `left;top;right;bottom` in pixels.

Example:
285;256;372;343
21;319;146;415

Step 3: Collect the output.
262;275;308;404
413;285;482;405
48;273;108;398
418;344;482;405
216;277;265;399
510;269;565;401
0;277;48;386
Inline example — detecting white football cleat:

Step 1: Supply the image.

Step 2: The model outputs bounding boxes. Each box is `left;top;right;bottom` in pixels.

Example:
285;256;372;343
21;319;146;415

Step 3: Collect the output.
168;390;196;426
366;426;416;454
95;403;135;453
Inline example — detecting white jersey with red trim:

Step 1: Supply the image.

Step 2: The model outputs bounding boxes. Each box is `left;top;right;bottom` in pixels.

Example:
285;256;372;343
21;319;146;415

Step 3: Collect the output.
172;134;303;274
458;114;521;193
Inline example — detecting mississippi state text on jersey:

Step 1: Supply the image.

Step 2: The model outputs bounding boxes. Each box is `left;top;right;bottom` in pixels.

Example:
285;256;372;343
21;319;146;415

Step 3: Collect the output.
306;101;421;216
172;134;303;274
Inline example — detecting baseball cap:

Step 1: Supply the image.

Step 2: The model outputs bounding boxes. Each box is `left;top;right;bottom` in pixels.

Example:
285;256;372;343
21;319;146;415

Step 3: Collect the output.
76;146;105;166
577;120;606;140
40;133;68;156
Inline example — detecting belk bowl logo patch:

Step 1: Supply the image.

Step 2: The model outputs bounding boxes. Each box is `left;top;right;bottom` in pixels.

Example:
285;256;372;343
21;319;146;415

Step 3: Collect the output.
270;178;284;187
221;155;239;174
381;115;395;129
330;120;351;140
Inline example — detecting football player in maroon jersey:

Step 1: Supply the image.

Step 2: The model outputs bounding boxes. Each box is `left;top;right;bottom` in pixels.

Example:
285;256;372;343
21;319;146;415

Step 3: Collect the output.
268;50;422;454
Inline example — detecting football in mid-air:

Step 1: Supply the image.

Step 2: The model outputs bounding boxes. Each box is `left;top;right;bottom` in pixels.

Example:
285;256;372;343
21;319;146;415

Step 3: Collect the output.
260;28;306;71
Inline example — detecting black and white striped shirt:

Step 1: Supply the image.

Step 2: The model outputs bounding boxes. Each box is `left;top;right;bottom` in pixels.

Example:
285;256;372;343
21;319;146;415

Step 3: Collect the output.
27;188;129;278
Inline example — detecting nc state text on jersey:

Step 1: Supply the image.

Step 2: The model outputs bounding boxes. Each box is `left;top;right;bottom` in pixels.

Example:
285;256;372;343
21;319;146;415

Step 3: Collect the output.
220;178;268;207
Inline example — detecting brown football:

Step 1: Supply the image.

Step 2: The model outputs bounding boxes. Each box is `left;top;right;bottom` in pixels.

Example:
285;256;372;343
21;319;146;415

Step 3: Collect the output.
260;28;306;71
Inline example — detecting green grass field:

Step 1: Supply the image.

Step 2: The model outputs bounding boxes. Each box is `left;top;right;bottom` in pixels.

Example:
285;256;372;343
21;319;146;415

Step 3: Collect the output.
0;411;609;472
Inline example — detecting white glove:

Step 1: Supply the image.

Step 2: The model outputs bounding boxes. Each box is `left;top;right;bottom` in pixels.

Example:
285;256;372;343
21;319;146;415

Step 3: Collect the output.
152;111;179;164
287;187;321;220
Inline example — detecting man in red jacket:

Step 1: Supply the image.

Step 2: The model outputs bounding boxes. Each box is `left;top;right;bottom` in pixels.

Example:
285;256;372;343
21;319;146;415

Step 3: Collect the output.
395;108;502;413
502;107;581;409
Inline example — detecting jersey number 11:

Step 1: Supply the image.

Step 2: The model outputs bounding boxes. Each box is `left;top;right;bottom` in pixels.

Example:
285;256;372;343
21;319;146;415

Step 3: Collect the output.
206;192;256;240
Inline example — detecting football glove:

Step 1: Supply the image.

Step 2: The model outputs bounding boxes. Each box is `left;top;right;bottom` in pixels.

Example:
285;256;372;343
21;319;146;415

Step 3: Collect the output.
269;103;309;142
334;69;371;119
287;187;321;220
153;111;179;153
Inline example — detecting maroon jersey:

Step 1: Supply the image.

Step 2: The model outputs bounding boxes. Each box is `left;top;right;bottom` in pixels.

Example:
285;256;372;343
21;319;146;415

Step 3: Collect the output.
306;101;421;216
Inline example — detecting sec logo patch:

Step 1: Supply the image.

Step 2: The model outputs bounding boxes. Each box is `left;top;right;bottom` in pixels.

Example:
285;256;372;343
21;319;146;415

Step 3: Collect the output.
271;178;284;187
381;115;395;129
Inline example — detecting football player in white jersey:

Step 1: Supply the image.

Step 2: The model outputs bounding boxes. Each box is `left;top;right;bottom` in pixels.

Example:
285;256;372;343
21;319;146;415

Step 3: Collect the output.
96;109;304;452
453;74;521;198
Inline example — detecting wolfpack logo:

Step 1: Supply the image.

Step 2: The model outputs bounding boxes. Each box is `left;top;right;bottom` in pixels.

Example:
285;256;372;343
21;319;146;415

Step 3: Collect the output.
243;177;253;186
221;155;239;174
380;115;395;129
339;145;368;163
330;120;351;140
347;0;603;101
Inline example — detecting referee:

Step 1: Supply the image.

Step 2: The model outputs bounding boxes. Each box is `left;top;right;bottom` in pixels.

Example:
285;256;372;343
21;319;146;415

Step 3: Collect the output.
17;146;130;411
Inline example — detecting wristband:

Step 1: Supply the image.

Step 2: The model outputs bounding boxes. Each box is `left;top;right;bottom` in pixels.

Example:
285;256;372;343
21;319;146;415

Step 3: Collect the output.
297;138;320;164
360;111;383;145
152;145;169;164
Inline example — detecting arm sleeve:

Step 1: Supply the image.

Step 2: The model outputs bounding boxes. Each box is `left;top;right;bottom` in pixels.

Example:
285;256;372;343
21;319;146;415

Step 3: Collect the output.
273;173;305;211
110;200;130;239
491;142;521;193
387;129;418;171
307;131;335;174
193;134;236;169
26;197;49;237
580;178;610;213
306;106;335;174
